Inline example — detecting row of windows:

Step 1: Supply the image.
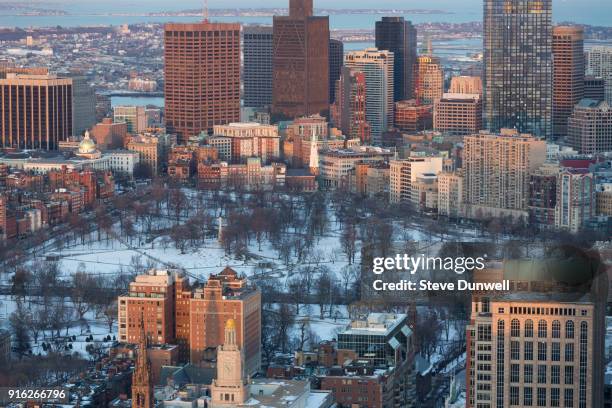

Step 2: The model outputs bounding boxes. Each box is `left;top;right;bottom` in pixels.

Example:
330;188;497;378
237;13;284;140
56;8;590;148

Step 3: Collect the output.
509;387;574;407
510;364;574;385
509;319;576;338
509;340;575;362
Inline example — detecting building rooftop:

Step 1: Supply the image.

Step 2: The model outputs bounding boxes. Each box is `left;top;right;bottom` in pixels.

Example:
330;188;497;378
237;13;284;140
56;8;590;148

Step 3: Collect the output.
340;313;407;336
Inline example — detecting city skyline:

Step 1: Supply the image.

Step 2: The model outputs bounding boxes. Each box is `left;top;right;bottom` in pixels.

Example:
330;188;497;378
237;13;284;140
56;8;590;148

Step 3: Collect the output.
0;0;610;407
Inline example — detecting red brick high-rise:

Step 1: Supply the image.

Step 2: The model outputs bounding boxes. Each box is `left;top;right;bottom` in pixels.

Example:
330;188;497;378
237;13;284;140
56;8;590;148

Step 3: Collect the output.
272;0;329;120
553;26;585;139
164;21;240;144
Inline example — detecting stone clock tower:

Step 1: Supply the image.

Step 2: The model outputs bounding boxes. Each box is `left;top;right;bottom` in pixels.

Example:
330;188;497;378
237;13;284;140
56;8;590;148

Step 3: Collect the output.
210;319;248;406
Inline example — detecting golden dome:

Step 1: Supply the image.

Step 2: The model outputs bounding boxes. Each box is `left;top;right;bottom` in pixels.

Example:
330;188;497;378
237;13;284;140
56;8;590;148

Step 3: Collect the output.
78;130;97;154
225;319;236;329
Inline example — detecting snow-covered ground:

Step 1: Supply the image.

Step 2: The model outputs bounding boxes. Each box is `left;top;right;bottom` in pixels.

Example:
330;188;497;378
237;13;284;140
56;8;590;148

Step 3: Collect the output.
0;295;116;358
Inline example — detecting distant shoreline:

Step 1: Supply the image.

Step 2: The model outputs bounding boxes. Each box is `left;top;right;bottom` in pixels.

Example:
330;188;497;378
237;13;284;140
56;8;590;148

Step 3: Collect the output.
1;8;455;18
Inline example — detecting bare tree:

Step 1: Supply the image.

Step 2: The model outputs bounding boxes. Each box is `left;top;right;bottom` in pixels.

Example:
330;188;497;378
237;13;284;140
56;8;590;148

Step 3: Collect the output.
339;265;358;300
315;272;333;319
10;301;31;358
103;301;118;333
71;269;98;321
287;276;309;315
341;221;358;264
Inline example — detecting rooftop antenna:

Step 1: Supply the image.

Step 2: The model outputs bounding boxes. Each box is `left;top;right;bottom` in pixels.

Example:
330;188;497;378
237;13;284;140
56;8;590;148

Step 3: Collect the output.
203;0;209;22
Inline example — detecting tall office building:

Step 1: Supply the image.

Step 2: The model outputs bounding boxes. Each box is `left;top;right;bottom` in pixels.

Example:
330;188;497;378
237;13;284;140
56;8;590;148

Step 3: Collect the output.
434;93;483;136
484;0;553;139
552;26;585;139
0;73;72;150
329;39;344;104
272;0;329;119
67;74;96;136
583;76;606;102
331;66;370;143
375;16;417;101
414;54;444;105
345;49;394;144
567;99;612;154
164;21;241;144
466;260;607;408
463;129;546;212
585;46;612;104
243;25;273;108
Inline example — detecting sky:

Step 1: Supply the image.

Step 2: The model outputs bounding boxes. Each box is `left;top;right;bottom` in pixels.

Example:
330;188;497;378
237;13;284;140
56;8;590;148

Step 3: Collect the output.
56;0;612;12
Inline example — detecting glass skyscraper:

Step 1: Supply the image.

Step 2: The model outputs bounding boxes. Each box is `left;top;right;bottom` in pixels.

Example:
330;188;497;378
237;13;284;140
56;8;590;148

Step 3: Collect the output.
484;0;553;139
375;17;417;102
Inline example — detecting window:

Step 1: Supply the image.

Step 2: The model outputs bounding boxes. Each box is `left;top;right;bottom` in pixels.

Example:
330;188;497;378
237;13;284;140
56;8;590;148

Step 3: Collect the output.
552;320;561;338
497;320;505;408
537;342;547;361
510;387;519;406
566;321;574;339
511;341;520;360
511;364;520;382
524;341;533;360
551;365;560;384
551;388;560;407
552;342;560;361
565;389;574;407
478;324;492;341
511;319;520;337
538;365;547;384
525;319;534;337
537;388;546;407
524;364;533;383
565;366;574;385
565;343;574;362
524;387;533;406
579;322;588;408
538;320;547;337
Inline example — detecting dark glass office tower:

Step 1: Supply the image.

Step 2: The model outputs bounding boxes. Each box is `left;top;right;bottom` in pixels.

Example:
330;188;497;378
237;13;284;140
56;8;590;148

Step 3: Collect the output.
375;16;417;101
483;0;553;139
243;25;273;108
272;0;329;120
329;39;344;104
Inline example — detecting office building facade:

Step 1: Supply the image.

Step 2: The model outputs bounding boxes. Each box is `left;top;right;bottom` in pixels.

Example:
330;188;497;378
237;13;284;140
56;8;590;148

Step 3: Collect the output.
0;74;72;150
414;55;444;105
567;99;612;154
243;25;273;108
164;22;241;143
434;93;483;136
331;66;370;143
463;129;547;211
585;46;612;104
272;0;329;119
484;0;553;138
329;38;344;104
345;49;394;144
552;26;585;139
375;17;417;101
